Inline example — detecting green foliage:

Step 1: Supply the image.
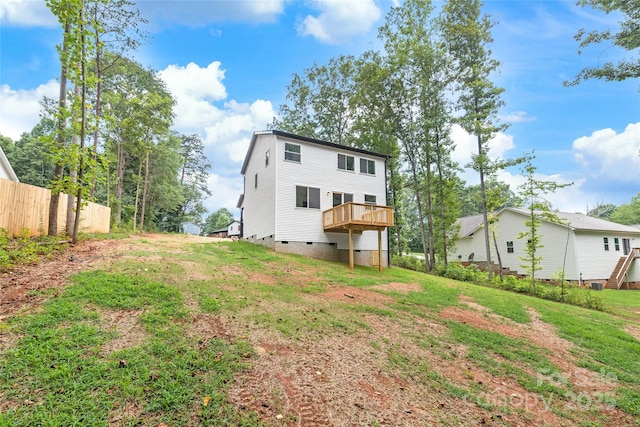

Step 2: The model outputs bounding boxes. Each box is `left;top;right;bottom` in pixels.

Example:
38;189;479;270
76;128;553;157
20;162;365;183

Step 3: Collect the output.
565;0;640;86
203;208;234;235
0;229;67;272
609;192;640;225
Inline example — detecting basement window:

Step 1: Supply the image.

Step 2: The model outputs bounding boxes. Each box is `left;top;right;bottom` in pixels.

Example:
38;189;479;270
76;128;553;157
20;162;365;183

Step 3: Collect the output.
506;241;514;253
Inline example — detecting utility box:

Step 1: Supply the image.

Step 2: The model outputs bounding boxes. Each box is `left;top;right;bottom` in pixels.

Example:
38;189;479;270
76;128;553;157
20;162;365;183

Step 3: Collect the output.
590;282;603;291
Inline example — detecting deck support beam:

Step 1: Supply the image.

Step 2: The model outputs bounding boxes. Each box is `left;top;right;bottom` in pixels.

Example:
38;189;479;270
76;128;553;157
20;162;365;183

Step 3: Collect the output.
349;228;354;270
378;229;382;272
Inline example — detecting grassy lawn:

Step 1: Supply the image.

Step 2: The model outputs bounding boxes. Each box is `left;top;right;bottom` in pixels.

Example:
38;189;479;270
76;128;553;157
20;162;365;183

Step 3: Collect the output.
1;236;639;426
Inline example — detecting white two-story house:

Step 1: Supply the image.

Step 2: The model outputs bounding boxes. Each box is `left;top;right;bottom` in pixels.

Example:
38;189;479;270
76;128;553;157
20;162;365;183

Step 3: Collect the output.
238;130;394;269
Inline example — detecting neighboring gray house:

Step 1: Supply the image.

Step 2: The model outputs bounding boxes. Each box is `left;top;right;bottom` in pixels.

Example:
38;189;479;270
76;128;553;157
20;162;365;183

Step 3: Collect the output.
453;207;640;288
0;146;19;182
238;130;393;269
182;221;201;236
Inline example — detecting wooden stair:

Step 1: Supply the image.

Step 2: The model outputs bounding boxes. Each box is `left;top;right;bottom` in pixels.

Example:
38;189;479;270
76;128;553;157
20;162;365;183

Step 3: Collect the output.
607;248;640;289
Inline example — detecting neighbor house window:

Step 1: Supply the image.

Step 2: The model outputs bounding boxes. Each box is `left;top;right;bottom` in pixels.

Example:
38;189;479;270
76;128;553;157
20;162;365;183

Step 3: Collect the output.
296;186;320;209
364;194;377;205
285;143;301;162
338;154;355;171
603;237;609;251
360;158;375;175
614;237;620;251
254;173;258;189
332;192;353;207
506;241;514;253
265;148;270;167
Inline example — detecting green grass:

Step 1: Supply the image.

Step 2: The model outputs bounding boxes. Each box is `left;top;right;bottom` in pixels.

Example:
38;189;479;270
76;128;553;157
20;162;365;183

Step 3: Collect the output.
2;235;640;425
0;270;260;426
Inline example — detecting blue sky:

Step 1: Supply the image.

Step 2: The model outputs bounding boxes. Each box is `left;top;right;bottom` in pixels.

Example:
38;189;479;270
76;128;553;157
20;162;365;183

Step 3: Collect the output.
1;0;638;219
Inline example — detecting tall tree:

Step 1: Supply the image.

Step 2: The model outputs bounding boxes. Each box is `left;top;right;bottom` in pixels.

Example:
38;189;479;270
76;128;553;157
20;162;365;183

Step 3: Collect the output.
441;0;508;279
271;55;359;145
85;0;148;198
564;0;640;86
100;56;174;227
517;155;573;287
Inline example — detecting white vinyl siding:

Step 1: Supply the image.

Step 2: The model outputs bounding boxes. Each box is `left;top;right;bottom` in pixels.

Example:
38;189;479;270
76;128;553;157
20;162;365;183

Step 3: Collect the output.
242;134;277;240
274;136;387;250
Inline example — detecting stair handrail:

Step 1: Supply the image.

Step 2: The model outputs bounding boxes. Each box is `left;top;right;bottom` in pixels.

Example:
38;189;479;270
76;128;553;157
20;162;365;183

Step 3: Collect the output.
614;248;640;289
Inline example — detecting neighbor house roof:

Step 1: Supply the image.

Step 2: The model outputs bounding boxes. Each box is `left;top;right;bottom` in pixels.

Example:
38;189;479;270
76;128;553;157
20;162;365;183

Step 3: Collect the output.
458;207;640;237
0;146;19;182
240;130;391;175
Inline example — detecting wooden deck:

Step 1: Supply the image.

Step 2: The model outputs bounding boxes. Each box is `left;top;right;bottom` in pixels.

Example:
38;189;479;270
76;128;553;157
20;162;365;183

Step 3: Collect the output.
323;202;394;233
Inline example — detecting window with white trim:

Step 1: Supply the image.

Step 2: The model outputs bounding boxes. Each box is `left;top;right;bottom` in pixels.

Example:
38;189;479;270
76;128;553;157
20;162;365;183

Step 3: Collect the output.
254;173;258;189
614;237;620;251
360;158;375;175
296;186;320;209
603;237;609;251
338;154;355;171
506;241;514;253
265;148;270;167
285;143;301;162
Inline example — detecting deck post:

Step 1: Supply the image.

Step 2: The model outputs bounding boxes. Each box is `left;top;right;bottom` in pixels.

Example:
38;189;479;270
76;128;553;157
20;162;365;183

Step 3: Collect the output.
378;229;382;272
349;228;354;270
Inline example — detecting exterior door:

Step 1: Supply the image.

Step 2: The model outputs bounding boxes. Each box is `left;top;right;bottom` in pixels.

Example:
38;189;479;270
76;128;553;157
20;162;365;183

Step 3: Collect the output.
622;238;631;255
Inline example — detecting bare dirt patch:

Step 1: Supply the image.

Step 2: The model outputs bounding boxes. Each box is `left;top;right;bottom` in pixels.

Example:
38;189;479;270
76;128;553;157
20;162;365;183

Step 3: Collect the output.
305;285;395;308
371;282;422;294
100;308;147;354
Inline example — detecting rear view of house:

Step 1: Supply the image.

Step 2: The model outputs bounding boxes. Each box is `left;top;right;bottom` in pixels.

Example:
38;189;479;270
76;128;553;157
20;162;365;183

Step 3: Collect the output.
453;207;640;289
238;130;393;268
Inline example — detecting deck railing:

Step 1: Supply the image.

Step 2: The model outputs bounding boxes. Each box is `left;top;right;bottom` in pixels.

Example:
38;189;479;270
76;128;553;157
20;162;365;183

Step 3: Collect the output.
323;202;394;231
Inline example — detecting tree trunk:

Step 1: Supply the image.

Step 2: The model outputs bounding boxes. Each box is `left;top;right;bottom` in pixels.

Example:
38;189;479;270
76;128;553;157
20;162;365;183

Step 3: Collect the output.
48;20;70;237
115;140;125;224
72;6;87;245
492;229;503;282
133;159;142;231
66;84;82;236
139;149;150;232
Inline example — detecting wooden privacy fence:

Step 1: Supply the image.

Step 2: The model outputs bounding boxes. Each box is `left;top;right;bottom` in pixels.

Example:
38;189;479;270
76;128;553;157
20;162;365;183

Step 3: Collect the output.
0;178;110;238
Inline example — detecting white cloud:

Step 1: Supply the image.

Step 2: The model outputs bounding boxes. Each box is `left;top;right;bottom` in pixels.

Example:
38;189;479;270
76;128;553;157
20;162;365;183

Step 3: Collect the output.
0;0;56;27
499;111;536;123
0;81;59;140
158;62;227;102
451;124;515;170
157;62;276;215
573;123;640;185
297;0;381;44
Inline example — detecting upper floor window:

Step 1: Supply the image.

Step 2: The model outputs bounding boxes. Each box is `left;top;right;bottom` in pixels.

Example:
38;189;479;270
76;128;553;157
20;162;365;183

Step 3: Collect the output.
364;194;377;205
506;241;514;253
296;186;320;209
614;237;620;251
338;154;355;171
285;143;301;163
332;192;353;207
254;173;258;189
360;158;375;175
265;148;270;167
603;237;609;251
